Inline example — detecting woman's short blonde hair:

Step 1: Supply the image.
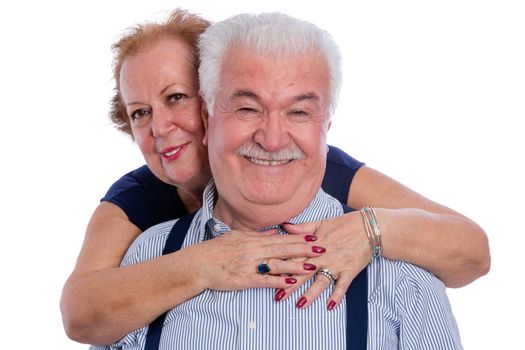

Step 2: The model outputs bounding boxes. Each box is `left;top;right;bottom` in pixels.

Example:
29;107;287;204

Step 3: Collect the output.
110;9;210;137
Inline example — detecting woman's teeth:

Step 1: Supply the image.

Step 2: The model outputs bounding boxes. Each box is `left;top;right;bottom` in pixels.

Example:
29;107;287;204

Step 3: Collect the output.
164;147;181;157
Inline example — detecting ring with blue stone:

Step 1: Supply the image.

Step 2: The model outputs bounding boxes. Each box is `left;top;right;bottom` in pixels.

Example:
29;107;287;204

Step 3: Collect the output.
256;259;271;274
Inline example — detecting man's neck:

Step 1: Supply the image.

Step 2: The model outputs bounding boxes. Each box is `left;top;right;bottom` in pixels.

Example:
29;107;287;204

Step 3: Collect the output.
213;198;312;230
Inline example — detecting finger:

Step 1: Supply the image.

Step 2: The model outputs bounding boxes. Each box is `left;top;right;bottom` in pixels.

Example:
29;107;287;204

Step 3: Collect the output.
326;271;354;310
282;222;319;235
274;274;314;302
295;271;334;309
266;259;320;276
262;242;327;260
252;274;302;290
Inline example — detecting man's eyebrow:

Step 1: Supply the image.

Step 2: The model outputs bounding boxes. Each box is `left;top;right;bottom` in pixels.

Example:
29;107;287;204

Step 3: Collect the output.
295;93;319;102
231;90;259;100
231;91;319;102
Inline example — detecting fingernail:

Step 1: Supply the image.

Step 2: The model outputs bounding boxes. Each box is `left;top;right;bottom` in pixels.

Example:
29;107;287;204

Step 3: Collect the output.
312;246;326;253
303;263;317;271
285;277;297;284
327;300;336;311
304;235;317;242
296;296;307;308
275;289;286;301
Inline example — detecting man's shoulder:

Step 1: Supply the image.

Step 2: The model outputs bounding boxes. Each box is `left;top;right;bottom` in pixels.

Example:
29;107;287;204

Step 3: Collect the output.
378;258;445;290
309;189;345;217
122;219;180;264
372;260;462;348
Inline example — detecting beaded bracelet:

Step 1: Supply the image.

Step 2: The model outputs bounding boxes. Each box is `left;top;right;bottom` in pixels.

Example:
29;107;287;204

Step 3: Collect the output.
359;207;382;258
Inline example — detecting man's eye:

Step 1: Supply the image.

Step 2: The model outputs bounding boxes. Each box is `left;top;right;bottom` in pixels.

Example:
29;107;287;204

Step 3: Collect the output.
291;110;308;116
235;107;261;117
238;107;257;113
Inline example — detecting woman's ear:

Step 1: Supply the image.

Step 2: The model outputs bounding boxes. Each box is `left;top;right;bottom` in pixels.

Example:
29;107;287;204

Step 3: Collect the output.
201;102;209;146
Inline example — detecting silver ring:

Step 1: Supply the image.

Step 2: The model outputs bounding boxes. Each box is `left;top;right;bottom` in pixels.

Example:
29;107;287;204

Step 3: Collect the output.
316;267;336;283
256;259;271;274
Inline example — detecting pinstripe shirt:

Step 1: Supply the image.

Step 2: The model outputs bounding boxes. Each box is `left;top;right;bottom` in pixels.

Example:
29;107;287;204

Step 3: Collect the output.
91;181;462;350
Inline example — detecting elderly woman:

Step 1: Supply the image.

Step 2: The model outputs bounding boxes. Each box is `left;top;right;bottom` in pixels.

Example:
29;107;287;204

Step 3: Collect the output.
60;9;490;345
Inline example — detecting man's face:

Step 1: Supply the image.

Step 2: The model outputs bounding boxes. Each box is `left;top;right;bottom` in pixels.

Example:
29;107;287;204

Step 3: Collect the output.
204;46;332;220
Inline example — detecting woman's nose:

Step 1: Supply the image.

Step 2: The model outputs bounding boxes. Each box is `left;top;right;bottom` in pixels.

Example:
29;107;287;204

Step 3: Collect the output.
151;107;177;138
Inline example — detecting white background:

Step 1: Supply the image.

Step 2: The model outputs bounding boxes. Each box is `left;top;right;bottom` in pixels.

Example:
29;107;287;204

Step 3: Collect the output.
1;0;523;348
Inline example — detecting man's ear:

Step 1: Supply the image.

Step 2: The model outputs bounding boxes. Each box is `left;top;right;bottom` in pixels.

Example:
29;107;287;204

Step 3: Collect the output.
201;102;209;146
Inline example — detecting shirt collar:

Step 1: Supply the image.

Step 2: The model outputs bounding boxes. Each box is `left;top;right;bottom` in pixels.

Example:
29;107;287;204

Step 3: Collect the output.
198;179;339;240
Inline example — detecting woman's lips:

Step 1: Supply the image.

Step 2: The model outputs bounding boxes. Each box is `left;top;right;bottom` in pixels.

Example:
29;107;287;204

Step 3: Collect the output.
161;143;187;162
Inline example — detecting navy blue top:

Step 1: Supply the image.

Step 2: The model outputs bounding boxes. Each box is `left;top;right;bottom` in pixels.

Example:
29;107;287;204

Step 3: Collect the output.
102;145;364;231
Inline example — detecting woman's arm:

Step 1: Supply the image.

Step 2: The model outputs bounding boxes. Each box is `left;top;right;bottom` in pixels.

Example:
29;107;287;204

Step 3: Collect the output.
60;202;203;344
349;166;490;287
60;202;323;345
282;165;490;309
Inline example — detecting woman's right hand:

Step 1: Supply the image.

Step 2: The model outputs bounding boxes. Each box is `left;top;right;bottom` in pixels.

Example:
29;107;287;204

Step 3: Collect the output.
186;229;325;292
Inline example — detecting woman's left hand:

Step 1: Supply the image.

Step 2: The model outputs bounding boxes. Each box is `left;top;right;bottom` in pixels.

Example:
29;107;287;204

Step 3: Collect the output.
278;211;372;310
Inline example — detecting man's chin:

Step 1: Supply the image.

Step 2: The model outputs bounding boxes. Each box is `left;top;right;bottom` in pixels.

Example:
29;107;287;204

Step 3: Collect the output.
241;185;297;206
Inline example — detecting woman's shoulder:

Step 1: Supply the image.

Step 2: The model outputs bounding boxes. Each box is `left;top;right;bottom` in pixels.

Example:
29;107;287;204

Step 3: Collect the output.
322;145;365;203
326;145;365;169
101;165;186;231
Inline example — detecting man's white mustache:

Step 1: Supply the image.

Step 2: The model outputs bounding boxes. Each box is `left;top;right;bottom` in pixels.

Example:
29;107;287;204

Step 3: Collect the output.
236;143;305;161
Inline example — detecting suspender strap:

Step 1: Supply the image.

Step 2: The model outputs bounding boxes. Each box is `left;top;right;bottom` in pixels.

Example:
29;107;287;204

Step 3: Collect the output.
145;207;368;350
345;269;368;349
342;205;368;350
144;212;197;350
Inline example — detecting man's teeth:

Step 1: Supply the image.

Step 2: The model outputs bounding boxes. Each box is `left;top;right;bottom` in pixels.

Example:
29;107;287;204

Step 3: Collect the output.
165;147;181;157
248;157;290;166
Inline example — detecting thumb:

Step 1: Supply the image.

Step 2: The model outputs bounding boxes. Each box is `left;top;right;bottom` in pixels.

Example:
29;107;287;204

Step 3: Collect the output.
282;222;319;235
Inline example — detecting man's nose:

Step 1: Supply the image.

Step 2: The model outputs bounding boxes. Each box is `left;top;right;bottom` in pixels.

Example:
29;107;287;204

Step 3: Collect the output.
252;113;290;152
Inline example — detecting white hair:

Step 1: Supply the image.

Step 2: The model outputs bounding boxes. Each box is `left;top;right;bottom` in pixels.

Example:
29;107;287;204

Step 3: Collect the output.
198;12;342;117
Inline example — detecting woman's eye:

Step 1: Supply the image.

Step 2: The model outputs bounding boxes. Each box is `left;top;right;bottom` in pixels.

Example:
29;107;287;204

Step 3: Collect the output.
130;108;150;121
168;93;186;103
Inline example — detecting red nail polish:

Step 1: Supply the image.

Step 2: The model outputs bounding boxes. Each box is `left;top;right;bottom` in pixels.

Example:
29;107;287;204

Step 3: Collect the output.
275;289;286;301
312;246;326;253
296;296;307;308
285;277;297;284
327;300;336;311
283;221;294;225
303;263;317;271
305;235;317;242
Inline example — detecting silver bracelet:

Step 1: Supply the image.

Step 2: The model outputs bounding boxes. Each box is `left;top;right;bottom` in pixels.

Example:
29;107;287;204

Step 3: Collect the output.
359;207;382;258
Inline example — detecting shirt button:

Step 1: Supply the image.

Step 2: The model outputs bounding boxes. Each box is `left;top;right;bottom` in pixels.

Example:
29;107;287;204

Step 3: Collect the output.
248;321;256;330
213;224;221;232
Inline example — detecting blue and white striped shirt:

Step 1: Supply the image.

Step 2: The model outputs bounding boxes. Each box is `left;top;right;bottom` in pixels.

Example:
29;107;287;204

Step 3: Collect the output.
92;181;462;350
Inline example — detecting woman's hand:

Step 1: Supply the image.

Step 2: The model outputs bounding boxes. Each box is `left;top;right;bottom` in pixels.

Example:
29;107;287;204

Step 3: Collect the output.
276;212;371;309
187;229;327;292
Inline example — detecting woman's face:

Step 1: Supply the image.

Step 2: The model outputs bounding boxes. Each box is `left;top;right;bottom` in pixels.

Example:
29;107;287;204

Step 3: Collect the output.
119;37;211;194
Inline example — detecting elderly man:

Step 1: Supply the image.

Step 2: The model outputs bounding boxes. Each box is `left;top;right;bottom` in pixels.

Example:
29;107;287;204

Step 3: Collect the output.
96;12;462;350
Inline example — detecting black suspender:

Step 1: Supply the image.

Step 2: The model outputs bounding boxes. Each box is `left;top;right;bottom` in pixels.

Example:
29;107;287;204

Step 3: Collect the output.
144;212;197;350
145;208;368;349
342;205;368;350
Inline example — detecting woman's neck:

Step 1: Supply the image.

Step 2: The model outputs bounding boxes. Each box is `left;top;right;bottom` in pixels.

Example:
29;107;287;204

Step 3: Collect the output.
176;170;212;213
177;186;204;213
